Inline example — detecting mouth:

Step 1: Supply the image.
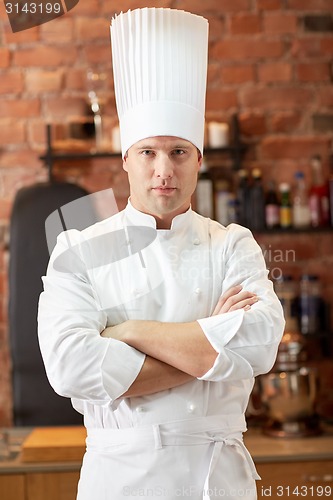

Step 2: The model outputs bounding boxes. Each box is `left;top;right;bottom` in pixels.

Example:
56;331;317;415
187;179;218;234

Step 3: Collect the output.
152;186;177;195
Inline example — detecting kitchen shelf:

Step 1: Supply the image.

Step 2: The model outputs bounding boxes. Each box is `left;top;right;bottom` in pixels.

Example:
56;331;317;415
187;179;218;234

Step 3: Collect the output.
39;115;247;181
254;226;333;235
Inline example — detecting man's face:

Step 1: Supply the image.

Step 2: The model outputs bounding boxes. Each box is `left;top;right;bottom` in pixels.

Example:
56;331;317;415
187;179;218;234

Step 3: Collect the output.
123;136;202;229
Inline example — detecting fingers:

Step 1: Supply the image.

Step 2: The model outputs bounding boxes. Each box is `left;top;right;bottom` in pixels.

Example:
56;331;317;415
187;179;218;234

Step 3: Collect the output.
212;286;259;316
212;285;242;315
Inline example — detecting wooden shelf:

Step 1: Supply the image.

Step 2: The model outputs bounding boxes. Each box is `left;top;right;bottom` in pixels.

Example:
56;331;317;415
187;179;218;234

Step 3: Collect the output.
39;115;247;181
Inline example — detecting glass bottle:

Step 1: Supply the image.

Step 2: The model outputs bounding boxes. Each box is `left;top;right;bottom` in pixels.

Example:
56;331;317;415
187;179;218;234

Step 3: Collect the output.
279;183;292;229
249;168;265;231
215;180;231;226
235;169;250;227
329;150;333;227
195;158;214;218
309;155;330;227
274;275;299;331
292;171;311;229
265;180;280;229
299;274;322;335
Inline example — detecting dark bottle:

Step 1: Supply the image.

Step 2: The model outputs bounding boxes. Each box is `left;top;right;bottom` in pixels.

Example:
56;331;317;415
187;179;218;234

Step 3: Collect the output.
265;180;279;229
235;169;250;227
309;155;330;227
329;151;333;227
249;168;265;231
299;274;322;335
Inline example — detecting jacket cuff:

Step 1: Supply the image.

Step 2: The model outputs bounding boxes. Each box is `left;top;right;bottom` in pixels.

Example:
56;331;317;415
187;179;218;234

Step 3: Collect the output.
101;338;146;401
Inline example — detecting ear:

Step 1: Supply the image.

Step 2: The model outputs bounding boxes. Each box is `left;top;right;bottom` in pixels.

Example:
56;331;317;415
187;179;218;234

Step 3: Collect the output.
197;153;203;171
122;157;128;173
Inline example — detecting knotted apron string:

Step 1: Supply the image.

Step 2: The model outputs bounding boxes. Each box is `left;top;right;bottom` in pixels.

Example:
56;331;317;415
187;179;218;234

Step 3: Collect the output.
203;435;261;499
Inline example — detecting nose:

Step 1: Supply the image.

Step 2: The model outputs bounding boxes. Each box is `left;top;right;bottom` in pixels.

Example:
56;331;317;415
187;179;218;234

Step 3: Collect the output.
154;154;173;179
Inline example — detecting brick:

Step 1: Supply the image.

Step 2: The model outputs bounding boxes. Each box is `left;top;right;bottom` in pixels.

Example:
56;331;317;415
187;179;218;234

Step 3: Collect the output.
0;149;40;169
207;62;220;86
304;15;333;33
318;87;333;107
321;37;333;56
211;38;284;61
287;0;333;10
229;14;262;35
0;99;40;118
0;0;8;20
257;0;282;9
102;0;171;14
241;87;314;110
44;97;88;118
221;65;255;84
263;13;298;34
3;24;39;44
0;120;25;146
65;69;88;91
0;70;24;94
291;37;322;58
26;70;64;93
177;0;251;12
83;45;112;69
0;48;10;68
258;62;292;83
313;114;333;133
206;89;238;111
239;112;267;136
40;17;74;43
260;136;330;160
296;62;331;82
1;168;45;199
75;17;110;41
70;0;100;15
270;112;302;133
27;120;49;147
14;46;77;67
206;16;225;42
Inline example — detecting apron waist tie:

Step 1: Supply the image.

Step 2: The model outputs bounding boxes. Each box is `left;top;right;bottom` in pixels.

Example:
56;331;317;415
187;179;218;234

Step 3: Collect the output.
86;414;260;498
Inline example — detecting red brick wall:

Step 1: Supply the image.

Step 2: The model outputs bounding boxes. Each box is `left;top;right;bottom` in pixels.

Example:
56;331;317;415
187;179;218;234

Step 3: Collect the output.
0;1;333;426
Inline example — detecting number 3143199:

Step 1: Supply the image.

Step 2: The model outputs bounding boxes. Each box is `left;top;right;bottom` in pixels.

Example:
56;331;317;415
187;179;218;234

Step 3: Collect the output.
276;485;332;496
5;3;62;15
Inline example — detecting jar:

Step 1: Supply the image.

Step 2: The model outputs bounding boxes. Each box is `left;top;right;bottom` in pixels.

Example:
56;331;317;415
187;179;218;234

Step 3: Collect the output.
299;274;322;335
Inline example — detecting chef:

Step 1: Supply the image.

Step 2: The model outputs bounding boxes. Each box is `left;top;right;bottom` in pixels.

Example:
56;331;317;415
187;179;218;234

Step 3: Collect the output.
38;7;285;500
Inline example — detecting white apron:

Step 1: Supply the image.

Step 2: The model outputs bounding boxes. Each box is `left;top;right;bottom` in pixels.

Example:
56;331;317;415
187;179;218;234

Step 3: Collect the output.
77;414;260;500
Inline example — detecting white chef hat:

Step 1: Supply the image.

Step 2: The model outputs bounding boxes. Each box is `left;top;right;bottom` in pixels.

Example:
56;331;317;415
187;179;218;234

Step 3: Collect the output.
110;8;209;157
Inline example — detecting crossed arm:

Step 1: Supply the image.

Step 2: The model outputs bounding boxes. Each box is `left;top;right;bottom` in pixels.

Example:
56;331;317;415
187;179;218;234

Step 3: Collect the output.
101;285;258;397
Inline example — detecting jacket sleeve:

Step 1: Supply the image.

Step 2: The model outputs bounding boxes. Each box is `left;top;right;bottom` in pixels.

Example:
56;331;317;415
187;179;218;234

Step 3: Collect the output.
37;229;146;406
197;224;285;382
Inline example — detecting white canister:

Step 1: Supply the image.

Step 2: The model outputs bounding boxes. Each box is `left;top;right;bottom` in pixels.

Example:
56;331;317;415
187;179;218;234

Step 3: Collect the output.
208;122;229;148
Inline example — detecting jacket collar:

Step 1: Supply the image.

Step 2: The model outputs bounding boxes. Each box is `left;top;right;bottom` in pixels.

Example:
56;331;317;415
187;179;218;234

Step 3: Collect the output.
125;199;193;231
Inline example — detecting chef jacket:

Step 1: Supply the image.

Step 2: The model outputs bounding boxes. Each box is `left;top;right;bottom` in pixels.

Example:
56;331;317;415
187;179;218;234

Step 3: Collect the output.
38;200;284;499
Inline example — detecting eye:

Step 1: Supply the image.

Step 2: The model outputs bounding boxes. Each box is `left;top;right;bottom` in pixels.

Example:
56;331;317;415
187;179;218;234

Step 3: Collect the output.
172;149;186;156
140;149;154;156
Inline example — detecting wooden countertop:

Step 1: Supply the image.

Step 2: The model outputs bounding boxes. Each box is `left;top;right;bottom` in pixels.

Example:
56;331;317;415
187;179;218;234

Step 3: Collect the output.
244;426;333;463
1;425;333;474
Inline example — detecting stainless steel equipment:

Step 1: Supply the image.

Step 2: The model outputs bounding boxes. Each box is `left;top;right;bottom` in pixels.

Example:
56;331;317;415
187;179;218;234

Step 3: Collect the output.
259;366;320;438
